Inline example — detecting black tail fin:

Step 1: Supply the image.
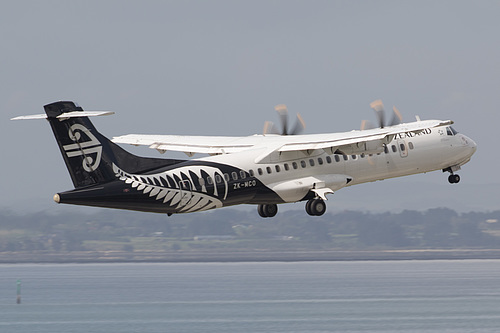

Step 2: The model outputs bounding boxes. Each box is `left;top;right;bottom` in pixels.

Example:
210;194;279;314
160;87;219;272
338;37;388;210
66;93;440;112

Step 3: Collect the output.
44;101;182;188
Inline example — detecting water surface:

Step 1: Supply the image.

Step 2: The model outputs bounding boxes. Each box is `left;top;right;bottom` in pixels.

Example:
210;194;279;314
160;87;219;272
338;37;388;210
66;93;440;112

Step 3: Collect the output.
1;260;499;332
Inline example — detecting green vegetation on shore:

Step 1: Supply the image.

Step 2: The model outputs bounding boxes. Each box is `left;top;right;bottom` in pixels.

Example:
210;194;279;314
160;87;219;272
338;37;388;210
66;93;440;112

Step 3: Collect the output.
1;208;499;259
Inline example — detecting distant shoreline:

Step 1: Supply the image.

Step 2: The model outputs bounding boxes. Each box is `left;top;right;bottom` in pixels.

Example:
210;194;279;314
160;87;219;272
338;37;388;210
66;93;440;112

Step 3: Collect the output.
2;249;500;263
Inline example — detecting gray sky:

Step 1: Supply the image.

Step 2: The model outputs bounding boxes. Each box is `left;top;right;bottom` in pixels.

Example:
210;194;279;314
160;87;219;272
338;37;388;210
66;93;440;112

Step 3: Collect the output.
2;1;499;214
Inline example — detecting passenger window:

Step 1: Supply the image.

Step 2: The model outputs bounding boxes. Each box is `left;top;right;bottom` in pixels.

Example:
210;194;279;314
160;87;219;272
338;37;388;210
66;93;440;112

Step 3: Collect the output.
326;156;332;164
400;144;406;151
343;155;348;161
384;146;389;154
351;155;357;160
309;159;315;167
258;168;263;176
292;162;298;169
275;165;281;172
215;174;222;183
224;173;230;181
335;155;340;162
284;163;290;171
240;171;246;179
408;142;414;150
300;160;306;168
318;158;323;165
231;172;238;180
266;166;272;174
392;145;397;153
249;169;255;177
207;176;213;185
360;153;365;158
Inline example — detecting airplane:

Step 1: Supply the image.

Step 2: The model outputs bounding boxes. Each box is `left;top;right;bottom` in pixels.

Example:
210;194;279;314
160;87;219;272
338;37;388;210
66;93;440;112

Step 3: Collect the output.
11;100;476;217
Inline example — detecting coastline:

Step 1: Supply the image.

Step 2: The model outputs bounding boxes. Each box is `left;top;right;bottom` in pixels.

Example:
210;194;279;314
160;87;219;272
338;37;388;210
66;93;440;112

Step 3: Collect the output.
2;249;500;263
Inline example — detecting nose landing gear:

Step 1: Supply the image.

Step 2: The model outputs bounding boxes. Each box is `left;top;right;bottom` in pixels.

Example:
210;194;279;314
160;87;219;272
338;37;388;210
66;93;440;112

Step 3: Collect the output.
443;166;461;184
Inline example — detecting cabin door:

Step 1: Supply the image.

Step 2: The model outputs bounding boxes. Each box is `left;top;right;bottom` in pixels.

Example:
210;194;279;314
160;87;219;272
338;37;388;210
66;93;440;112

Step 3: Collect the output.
397;139;408;158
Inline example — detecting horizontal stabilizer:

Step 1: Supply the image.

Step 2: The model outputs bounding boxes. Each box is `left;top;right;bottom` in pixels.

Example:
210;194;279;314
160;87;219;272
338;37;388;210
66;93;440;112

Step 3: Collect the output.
11;111;114;120
11;114;48;120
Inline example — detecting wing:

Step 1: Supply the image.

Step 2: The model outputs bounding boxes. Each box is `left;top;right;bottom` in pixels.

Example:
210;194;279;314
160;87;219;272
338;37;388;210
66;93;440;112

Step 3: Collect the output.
113;119;453;160
112;134;266;156
256;119;453;163
273;119;452;154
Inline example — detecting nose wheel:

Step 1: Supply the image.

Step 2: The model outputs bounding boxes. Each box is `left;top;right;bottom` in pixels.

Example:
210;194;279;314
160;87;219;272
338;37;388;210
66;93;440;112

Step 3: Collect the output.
448;174;460;184
306;198;327;216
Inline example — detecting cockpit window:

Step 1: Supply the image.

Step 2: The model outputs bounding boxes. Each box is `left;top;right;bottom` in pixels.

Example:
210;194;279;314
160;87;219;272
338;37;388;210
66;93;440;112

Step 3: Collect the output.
446;126;458;136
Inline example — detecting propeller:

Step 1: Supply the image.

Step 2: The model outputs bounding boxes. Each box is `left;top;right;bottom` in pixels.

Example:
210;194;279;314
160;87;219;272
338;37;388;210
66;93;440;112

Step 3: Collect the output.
365;99;403;129
360;119;375;131
263;104;306;135
362;100;404;166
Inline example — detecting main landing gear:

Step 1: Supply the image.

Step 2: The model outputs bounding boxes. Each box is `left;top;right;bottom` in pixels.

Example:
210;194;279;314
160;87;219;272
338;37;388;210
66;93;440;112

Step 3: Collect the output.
305;198;327;216
257;198;327;218
258;204;278;218
443;166;461;184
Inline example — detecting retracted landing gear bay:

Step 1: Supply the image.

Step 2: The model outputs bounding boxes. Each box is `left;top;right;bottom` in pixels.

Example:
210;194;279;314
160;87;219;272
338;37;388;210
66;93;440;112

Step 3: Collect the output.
258;204;278;218
305;198;327;216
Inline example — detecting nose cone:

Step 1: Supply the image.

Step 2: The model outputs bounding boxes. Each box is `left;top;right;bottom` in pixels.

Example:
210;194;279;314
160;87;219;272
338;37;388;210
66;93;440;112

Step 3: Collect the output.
465;135;477;153
461;134;477;158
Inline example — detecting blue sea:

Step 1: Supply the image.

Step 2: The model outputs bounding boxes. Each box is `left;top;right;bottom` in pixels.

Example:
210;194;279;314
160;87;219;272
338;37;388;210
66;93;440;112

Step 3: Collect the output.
1;260;500;332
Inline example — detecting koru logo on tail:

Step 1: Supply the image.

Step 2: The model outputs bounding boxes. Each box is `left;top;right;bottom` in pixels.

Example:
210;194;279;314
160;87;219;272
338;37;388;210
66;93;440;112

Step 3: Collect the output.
63;124;102;172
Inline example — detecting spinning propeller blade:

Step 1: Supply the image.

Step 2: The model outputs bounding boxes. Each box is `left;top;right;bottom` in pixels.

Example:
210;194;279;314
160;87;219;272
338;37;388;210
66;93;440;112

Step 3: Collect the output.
370;99;386;128
389;106;403;126
263;104;305;135
369;100;403;129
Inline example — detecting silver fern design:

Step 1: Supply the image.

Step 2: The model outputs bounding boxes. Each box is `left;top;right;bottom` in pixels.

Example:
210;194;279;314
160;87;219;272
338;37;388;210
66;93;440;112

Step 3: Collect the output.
112;164;226;213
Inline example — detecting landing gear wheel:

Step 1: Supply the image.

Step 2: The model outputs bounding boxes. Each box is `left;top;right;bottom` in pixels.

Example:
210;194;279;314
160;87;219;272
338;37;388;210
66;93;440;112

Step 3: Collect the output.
305;199;314;215
448;174;460;184
257;204;278;218
306;198;327;216
258;204;266;218
264;204;278;217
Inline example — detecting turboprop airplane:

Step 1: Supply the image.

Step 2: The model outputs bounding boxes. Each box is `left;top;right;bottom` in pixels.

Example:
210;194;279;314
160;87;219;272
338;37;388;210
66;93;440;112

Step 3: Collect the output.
12;100;476;217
